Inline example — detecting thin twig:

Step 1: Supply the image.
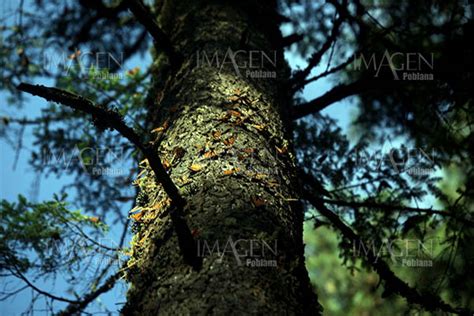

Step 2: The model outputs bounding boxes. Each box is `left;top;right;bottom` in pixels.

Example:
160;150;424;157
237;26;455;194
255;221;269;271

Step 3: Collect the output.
10;265;77;304
290;4;346;91
300;53;354;86
55;271;121;316
124;0;182;67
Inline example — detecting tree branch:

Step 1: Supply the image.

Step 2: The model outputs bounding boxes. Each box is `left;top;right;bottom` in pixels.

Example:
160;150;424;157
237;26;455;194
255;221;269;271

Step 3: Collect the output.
16;83;201;270
56;219;131;315
10;265;77;304
300;172;470;315
321;198;474;226
124;0;182;67
109;29;148;73
291;78;370;120
290;8;345;91
291;22;395;90
0;285;29;301
299;53;354;87
55;271;121;316
279;33;304;48
16;83;178;201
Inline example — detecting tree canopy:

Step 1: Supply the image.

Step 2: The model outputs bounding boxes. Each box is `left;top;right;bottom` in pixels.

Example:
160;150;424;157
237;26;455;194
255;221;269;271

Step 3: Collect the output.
0;0;472;314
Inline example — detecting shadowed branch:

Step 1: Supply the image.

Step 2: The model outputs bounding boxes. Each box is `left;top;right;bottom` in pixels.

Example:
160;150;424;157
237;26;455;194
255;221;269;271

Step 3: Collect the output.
55;271;121;316
300;171;470;315
16;83;201;270
124;0;182;67
290;6;345;91
9;264;77;304
279;33;304;48
291;78;371;120
321;198;474;226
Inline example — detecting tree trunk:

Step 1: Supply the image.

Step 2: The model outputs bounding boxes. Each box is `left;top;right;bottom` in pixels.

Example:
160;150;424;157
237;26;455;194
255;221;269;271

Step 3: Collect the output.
123;0;320;314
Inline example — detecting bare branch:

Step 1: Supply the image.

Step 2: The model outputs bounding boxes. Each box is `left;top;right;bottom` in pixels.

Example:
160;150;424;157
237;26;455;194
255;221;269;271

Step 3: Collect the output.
1;116;54;125
291;78;370;120
321;198;474;226
290;10;345;91
0;285;28;301
55;271;121;316
10;265;77;304
16;83;178;201
16;83;201;270
299;53;354;86
124;0;182;67
292;22;395;90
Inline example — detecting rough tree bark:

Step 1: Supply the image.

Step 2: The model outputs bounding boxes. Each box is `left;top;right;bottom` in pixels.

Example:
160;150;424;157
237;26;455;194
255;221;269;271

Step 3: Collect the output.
122;0;321;314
